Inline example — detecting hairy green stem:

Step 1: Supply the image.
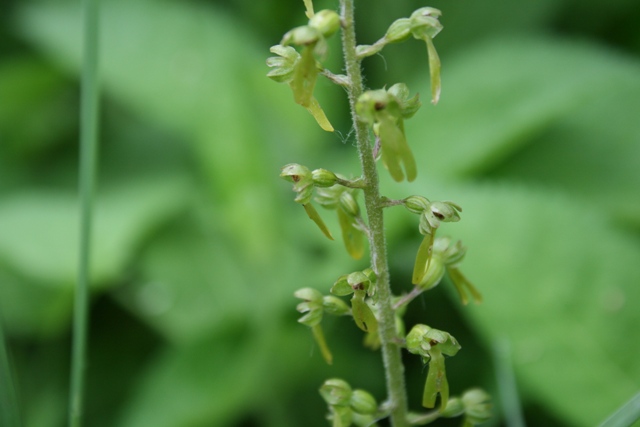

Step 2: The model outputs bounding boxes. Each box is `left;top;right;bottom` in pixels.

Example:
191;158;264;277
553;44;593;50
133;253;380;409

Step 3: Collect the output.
69;0;100;425
340;1;409;425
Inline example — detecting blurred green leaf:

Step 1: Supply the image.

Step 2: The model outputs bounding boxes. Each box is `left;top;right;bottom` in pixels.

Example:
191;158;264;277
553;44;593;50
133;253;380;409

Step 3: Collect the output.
0;176;190;336
0;268;72;337
0;176;189;286
407;37;640;180
598;391;640;427
0;57;75;157
0;314;21;427
16;0;323;264
115;322;267;427
114;220;252;344
486;77;640;228
430;183;640;426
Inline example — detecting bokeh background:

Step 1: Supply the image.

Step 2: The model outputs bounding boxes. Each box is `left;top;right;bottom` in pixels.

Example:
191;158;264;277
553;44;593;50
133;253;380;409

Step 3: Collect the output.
1;0;639;426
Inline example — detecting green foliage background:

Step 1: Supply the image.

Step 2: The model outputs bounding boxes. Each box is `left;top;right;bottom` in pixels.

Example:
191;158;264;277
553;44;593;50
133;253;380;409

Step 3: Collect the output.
1;0;639;426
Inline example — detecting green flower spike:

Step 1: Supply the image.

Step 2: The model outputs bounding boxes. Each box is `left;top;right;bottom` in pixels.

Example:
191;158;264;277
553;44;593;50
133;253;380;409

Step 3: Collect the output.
406;324;461;410
409;8;443;104
356;88;419;182
295;287;333;364
316;184;366;259
281;163;334;240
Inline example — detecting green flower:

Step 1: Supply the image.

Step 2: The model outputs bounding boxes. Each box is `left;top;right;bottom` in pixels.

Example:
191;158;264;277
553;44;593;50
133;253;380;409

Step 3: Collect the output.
280;163;334;240
267;9;341;132
330;271;378;333
415;237;483;304
356;86;421;182
409;8;443;104
405;198;462;285
406;324;461;410
294;288;332;364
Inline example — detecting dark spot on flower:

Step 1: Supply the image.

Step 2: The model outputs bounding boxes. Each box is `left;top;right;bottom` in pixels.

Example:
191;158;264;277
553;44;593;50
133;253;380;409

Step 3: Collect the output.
374;102;385;111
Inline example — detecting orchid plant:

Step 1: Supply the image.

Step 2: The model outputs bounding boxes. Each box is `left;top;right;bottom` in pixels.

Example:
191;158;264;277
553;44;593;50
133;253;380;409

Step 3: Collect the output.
270;1;491;426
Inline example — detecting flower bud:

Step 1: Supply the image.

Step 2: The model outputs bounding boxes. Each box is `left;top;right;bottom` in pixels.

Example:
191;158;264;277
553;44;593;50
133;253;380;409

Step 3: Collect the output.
322;295;350;316
311;168;338;187
410;7;443;40
403;195;430;214
320;378;352;406
385;17;412;43
419;212;434;235
462;388;492;424
339;191;360;217
440;396;464;418
443;239;466;266
308;9;340;38
315;184;343;209
350;389;377;415
282;25;322;46
294;184;314;204
417;256;445;290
